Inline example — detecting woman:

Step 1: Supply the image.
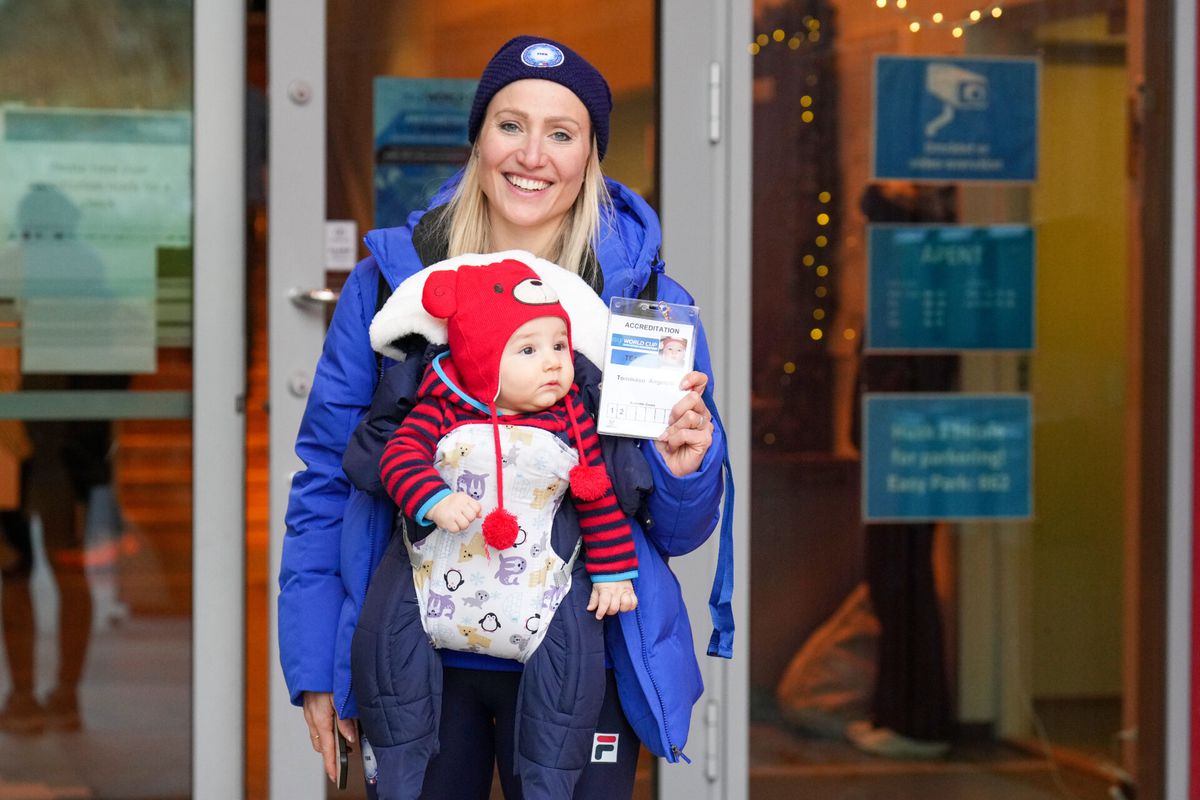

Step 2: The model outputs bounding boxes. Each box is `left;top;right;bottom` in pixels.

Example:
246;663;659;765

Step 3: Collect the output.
278;35;734;798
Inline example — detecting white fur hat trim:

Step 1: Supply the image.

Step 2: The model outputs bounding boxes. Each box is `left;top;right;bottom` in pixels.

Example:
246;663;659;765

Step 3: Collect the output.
369;250;611;369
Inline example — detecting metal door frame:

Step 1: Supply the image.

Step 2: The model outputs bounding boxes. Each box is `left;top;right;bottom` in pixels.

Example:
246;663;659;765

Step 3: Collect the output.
264;2;753;797
267;1;329;798
193;1;247;797
658;1;751;797
1166;1;1195;796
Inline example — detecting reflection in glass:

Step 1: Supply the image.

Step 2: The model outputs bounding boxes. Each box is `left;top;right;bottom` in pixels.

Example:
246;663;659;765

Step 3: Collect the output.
0;2;194;797
0;110;192;374
751;1;1134;797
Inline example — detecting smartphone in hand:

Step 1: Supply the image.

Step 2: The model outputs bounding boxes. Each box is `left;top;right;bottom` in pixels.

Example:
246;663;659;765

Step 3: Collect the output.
334;720;350;790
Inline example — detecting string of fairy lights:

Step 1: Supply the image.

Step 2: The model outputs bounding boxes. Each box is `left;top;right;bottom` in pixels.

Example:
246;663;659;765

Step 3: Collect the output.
749;2;1006;53
748;15;822;56
749;17;843;346
747;2;1006;352
875;0;1005;38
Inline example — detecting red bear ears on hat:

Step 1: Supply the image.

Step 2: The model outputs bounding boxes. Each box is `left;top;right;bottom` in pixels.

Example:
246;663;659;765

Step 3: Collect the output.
420;258;562;321
422;268;460;320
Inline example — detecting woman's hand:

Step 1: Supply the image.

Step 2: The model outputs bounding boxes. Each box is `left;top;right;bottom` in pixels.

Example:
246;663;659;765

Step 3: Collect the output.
654;371;714;477
302;691;357;784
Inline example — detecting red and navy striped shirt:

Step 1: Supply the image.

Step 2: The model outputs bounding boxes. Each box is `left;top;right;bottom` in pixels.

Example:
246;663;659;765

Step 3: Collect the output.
380;354;638;581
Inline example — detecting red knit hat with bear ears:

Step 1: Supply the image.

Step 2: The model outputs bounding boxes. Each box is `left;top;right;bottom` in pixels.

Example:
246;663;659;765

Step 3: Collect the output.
422;259;571;404
422;258;611;551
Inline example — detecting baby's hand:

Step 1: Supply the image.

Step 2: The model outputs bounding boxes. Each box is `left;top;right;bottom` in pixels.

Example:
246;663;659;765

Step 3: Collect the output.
587;579;638;619
428;492;481;532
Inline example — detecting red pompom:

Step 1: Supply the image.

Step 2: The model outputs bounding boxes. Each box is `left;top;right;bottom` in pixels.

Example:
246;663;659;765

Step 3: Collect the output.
569;464;610;502
482;508;520;551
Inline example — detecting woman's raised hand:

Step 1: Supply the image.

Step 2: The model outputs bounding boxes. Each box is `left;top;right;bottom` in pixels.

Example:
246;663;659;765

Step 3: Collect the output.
654;371;714;477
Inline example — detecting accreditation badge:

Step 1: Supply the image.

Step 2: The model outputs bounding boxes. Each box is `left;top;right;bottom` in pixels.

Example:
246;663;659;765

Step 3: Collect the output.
597;297;700;439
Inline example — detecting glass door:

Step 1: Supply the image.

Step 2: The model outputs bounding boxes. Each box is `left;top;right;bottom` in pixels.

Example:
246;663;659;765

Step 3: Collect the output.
0;3;245;798
747;0;1165;797
267;2;662;798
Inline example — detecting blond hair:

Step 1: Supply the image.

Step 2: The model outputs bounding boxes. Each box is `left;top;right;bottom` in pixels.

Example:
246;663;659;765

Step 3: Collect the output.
444;137;612;281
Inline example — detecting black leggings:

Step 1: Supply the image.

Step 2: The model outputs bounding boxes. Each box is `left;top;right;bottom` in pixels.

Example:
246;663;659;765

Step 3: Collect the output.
412;666;639;800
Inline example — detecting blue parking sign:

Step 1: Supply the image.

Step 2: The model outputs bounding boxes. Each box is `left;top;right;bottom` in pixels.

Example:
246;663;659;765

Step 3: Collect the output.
873;55;1039;182
863;394;1033;521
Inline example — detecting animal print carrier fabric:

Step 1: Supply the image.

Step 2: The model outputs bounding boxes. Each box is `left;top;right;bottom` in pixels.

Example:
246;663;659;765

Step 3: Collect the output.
405;422;580;662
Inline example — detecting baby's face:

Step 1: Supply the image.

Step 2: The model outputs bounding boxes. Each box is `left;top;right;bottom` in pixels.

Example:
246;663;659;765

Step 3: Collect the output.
660;340;686;365
496;316;574;414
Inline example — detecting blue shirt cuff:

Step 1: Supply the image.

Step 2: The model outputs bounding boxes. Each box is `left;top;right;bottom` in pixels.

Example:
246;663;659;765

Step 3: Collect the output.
415;488;452;527
591;570;639;582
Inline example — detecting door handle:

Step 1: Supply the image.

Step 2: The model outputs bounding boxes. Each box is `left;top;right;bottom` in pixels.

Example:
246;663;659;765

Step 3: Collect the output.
288;287;340;307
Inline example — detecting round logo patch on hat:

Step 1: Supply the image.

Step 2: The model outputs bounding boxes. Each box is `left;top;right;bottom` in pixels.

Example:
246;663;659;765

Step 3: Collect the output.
520;43;565;68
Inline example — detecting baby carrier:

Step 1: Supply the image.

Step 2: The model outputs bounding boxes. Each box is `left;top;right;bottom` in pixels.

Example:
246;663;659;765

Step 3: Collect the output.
408;420;580;662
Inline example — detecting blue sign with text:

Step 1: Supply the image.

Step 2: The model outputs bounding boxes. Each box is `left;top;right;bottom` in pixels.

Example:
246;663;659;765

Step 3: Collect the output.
866;224;1035;351
374;78;476;228
862;394;1032;521
873;55;1039;182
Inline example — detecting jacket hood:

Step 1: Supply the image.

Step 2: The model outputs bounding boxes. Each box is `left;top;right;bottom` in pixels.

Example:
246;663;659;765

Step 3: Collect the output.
362;173;663;304
593;177;661;300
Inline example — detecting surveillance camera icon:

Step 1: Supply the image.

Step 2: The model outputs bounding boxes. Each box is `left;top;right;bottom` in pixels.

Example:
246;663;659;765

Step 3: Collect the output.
924;63;989;137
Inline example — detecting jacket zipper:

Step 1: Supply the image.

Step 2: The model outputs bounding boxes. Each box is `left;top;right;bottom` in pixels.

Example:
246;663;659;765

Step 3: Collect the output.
338;499;379;719
633;601;687;762
632;252;685;761
338;348;390;719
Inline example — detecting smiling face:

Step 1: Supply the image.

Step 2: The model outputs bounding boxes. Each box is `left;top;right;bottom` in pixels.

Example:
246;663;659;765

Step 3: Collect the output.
476;79;592;253
496;316;574;414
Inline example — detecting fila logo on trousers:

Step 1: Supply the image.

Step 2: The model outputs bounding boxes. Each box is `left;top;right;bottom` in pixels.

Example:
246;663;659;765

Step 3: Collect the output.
591;733;619;763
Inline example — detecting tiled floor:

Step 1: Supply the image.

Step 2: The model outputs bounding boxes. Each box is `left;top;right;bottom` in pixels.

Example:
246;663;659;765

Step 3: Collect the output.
1;592;1119;799
0;616;191;800
747;723;1116;799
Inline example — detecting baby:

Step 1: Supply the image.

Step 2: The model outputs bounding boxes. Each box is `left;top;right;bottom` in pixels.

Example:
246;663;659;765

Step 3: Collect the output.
379;257;637;638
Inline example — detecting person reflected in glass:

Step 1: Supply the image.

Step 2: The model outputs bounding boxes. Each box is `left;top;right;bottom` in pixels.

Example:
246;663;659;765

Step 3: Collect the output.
844;181;958;759
0;185;125;733
278;35;732;799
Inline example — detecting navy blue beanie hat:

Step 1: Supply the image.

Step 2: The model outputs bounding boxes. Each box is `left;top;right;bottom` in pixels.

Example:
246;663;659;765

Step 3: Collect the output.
468;35;613;160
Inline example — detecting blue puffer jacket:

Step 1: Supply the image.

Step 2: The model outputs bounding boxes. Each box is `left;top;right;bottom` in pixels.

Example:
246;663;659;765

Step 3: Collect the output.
278;176;735;763
348;353;649;799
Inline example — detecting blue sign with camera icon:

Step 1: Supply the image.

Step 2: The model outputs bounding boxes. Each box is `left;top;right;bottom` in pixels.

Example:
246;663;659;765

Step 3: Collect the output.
872;55;1039;182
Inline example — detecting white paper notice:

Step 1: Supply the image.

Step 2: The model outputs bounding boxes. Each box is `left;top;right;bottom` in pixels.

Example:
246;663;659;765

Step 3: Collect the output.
325;220;359;270
0;106;192;374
